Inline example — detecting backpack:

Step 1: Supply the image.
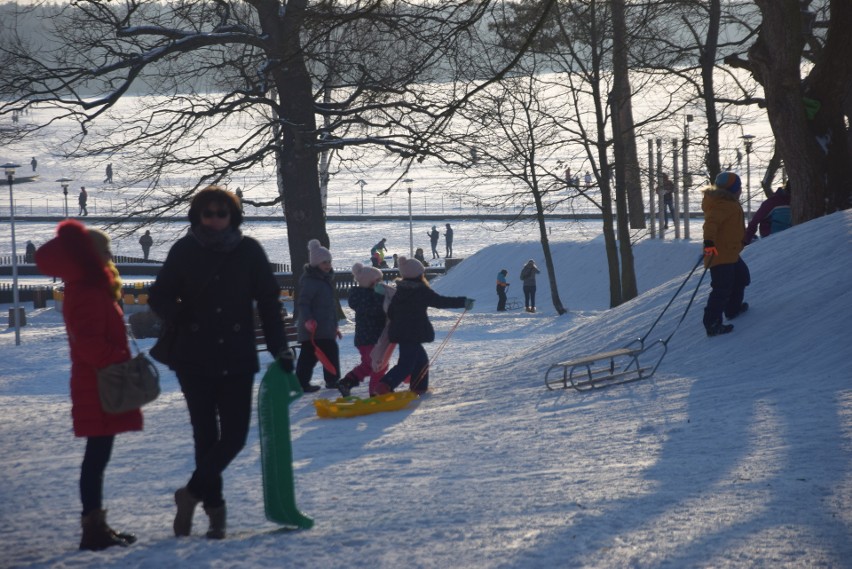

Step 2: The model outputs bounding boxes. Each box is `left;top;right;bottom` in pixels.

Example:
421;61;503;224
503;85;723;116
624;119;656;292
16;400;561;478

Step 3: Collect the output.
769;206;792;234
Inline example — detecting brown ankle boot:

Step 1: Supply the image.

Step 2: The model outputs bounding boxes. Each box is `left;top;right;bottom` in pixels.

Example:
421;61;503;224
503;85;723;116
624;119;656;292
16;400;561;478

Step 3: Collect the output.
173;487;201;537
204;503;227;540
79;509;129;551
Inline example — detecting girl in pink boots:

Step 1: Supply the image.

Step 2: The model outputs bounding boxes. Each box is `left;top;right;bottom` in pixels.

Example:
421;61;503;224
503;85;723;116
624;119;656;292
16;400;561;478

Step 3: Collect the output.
338;263;389;397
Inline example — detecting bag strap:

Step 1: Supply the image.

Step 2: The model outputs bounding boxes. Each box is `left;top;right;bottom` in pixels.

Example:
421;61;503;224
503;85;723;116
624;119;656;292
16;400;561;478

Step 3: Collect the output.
125;322;144;356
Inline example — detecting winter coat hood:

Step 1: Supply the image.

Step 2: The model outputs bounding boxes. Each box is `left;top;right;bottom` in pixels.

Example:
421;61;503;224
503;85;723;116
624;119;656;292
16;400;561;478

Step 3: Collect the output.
35;220;114;293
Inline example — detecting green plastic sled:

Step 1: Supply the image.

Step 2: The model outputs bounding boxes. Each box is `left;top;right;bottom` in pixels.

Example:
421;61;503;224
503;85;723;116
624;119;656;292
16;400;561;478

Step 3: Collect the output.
257;362;314;529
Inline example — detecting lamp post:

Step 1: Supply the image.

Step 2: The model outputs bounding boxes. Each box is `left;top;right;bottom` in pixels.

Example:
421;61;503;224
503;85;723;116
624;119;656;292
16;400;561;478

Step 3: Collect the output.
403;178;414;258
741;134;755;218
356;179;367;214
3;162;22;345
682;114;693;239
57;177;73;218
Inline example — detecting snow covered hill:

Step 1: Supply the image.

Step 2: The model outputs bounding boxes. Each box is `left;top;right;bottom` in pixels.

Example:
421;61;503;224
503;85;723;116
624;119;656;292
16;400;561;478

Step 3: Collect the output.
1;210;850;568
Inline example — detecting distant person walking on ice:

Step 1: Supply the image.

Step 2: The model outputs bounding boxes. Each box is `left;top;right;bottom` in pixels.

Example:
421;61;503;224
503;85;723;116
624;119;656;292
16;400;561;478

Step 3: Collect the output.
496;269;510;311
659;173;675;228
104;164;113;184
78;187;89;216
370;238;388;268
444;223;454;258
584;171;592;187
30;156;37;172
702;172;750;337
427;226;440;258
520;259;540;313
139;230;153;261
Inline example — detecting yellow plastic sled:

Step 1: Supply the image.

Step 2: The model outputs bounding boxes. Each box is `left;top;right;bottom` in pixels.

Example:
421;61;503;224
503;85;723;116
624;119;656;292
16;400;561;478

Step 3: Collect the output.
313;391;419;419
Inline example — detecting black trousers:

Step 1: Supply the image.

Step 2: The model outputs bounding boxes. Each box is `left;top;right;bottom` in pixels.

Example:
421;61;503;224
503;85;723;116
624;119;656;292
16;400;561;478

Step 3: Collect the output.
80;435;115;516
703;257;750;329
178;372;254;508
496;285;507;311
296;338;341;388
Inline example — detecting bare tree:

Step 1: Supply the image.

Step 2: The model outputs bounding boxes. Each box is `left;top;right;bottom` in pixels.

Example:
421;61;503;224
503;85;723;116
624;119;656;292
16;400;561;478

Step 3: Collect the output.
726;0;852;222
0;0;528;283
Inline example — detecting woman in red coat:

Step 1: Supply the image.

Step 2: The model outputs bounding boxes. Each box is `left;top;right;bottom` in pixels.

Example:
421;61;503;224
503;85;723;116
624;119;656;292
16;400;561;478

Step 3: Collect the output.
35;220;143;551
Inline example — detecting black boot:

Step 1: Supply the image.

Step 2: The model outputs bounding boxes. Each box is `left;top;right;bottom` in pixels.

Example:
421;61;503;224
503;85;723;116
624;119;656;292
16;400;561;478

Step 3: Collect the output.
80;509;130;551
706;321;734;337
173;486;200;537
338;372;360;397
727;302;749;320
204;503;227;540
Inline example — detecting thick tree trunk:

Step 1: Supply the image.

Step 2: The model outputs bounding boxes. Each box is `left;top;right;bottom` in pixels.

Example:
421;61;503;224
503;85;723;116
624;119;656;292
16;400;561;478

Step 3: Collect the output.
750;0;852;223
702;0;722;180
260;0;329;290
531;190;568;315
611;0;645;230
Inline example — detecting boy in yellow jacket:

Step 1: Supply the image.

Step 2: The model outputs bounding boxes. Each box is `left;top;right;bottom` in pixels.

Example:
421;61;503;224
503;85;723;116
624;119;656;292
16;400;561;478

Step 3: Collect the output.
702;172;751;336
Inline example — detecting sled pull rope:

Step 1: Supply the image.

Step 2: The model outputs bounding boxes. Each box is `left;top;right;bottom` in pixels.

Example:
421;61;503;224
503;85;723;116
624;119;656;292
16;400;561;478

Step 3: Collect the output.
662;263;710;345
410;308;468;392
640;256;707;345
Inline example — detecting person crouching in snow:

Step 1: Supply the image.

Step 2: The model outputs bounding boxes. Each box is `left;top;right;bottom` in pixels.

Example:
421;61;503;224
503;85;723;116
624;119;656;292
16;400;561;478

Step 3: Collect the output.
296;239;341;392
338;263;388;397
374;256;473;396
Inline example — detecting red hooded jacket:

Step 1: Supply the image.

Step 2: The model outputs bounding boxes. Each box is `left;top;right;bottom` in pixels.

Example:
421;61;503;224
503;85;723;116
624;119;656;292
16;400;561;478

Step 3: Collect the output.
35;220;143;437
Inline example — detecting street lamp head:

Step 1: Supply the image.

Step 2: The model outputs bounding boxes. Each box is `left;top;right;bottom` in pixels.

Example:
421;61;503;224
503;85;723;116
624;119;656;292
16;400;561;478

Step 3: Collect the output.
2;162;20;179
56;177;73;193
741;134;755;152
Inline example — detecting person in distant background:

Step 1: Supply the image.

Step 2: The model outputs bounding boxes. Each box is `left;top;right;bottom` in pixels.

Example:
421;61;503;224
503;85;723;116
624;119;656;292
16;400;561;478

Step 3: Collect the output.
234;187;243;212
24;240;36;263
78;187;89;216
414;247;428;267
659;173;675;228
744;182;791;244
139;230;153;261
30;156;37;172
444;223;454;258
496;269;510;311
427;226;440;259
104;164;113;184
35;220;142;551
520;259;540;313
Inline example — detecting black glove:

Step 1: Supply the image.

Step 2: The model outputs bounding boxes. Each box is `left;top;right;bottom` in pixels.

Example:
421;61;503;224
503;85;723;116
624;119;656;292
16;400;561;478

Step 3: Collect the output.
277;347;296;373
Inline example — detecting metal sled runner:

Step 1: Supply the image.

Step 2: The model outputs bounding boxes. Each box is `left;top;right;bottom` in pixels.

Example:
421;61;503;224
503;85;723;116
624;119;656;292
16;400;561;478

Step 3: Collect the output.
545;257;708;392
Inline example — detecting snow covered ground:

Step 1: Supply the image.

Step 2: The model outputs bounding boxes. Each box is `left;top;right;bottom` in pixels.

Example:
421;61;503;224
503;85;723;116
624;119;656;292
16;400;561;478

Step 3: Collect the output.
1;210;851;568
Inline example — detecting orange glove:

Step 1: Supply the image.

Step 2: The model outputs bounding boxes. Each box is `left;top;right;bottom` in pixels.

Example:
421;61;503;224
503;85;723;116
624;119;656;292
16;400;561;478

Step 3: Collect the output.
703;240;718;258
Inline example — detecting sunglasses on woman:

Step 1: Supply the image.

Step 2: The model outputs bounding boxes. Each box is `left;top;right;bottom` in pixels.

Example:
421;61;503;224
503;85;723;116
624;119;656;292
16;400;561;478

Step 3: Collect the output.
202;209;230;219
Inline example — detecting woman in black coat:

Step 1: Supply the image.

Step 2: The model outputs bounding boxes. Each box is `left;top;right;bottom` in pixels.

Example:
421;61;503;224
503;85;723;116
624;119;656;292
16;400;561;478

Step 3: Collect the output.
374;256;472;395
149;186;290;540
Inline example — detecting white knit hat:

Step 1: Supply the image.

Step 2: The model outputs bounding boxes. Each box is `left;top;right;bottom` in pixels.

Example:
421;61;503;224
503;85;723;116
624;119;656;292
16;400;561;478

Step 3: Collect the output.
352;262;383;287
398;256;425;279
308;239;332;266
